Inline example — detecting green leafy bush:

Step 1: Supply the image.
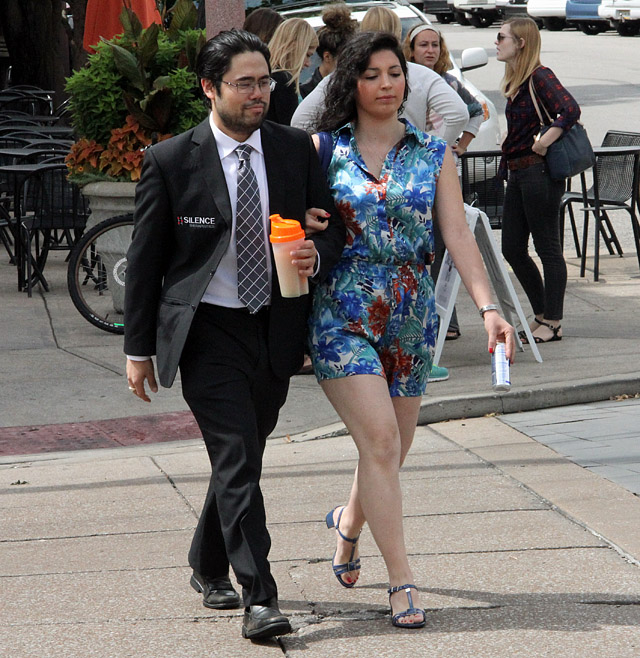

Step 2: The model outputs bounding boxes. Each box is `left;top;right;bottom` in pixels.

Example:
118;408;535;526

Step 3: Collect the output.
66;42;125;146
65;0;207;182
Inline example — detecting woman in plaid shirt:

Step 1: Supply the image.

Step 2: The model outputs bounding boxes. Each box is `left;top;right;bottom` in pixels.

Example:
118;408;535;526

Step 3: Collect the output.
497;18;580;344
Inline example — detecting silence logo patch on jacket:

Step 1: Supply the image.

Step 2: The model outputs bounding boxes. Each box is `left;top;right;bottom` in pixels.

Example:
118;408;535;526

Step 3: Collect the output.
177;216;217;227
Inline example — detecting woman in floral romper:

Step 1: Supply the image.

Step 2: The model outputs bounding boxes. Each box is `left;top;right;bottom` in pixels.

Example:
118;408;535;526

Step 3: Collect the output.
307;32;514;628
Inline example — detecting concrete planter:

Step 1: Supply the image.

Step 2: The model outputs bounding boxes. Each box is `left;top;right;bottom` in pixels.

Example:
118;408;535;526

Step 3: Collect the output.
81;181;137;314
82;181;137;230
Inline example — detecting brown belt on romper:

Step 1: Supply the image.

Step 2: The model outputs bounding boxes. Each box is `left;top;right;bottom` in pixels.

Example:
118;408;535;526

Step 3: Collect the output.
507;153;545;171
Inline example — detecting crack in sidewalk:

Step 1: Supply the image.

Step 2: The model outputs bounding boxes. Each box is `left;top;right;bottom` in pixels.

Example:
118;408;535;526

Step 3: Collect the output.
150;456;199;518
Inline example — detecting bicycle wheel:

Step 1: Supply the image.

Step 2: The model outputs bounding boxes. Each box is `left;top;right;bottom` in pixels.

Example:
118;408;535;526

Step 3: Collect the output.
67;214;133;334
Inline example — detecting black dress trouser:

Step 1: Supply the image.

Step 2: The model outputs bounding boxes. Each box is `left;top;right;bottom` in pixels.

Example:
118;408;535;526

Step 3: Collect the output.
179;303;289;607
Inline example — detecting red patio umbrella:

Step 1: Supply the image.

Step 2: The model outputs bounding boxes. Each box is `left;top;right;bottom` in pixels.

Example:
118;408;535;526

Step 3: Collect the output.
83;0;160;53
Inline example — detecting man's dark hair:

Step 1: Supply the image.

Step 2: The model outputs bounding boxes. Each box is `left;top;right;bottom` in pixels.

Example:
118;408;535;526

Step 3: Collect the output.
317;32;409;133
196;29;271;105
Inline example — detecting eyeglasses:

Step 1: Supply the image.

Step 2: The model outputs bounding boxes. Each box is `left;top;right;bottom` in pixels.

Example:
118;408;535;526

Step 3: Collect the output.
220;78;276;95
496;32;516;42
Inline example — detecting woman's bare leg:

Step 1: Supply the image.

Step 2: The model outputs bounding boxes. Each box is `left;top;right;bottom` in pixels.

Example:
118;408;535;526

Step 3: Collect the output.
321;375;423;623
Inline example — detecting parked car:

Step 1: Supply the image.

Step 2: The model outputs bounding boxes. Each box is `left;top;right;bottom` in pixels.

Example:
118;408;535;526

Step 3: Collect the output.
598;0;640;34
451;0;501;27
527;0;568;29
422;0;456;22
280;0;432;39
496;0;534;20
565;0;609;33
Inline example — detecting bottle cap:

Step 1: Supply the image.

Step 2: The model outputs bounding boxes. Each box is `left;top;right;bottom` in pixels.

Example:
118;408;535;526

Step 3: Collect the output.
269;214;305;243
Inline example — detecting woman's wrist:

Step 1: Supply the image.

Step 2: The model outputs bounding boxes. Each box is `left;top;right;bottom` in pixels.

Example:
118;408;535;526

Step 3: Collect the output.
478;304;499;319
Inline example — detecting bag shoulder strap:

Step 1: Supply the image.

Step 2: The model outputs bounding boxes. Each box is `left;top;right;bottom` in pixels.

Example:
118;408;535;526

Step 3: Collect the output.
528;74;553;127
317;131;333;175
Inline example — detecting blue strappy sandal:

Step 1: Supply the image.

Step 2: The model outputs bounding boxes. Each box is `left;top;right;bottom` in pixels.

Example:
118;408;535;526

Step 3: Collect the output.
387;583;426;628
325;506;361;588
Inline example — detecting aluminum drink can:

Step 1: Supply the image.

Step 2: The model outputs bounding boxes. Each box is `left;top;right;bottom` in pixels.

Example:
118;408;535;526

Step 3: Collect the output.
492;342;511;392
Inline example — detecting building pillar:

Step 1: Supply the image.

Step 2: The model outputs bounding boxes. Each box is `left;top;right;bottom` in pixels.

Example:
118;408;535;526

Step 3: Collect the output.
205;0;245;38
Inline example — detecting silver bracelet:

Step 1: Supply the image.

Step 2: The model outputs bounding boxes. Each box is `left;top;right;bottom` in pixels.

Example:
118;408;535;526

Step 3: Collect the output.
478;304;499;318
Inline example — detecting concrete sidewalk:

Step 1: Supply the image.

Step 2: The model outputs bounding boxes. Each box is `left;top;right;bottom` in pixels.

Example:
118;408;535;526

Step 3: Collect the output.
1;245;640;453
2;417;640;657
2;231;640;654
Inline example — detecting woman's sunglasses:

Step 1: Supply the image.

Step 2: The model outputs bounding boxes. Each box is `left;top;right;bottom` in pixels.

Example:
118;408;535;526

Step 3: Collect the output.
496;32;516;42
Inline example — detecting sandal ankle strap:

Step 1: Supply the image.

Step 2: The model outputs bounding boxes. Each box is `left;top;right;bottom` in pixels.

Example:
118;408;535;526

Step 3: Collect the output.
387;583;417;595
335;506;360;545
538;320;561;334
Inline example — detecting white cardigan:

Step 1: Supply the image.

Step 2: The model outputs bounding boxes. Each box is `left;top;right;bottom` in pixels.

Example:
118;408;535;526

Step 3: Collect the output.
291;62;469;147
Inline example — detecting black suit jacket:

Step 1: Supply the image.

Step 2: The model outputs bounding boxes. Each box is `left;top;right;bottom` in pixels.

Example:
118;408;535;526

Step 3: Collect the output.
124;118;344;387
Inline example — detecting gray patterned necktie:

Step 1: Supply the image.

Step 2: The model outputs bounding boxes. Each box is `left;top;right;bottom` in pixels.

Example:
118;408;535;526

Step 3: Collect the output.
235;144;269;313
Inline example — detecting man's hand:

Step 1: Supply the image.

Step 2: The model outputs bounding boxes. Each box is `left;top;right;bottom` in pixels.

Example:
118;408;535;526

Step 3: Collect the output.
290;239;318;278
126;358;158;403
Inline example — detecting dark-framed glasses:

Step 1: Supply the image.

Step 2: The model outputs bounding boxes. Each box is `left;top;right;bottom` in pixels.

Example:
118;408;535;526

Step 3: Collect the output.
496;32;516;42
220;78;276;95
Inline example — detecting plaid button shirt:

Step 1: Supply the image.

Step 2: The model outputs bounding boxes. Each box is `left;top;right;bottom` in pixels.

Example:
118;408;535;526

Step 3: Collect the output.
499;65;580;179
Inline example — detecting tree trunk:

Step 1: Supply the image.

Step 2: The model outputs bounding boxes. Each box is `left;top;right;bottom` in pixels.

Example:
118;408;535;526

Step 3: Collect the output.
0;0;89;101
66;0;90;73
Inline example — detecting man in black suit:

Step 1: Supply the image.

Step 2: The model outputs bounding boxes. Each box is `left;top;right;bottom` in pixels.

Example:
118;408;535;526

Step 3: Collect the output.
124;29;344;640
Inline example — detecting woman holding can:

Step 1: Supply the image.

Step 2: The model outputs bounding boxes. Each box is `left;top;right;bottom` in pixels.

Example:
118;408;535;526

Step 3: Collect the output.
307;31;514;628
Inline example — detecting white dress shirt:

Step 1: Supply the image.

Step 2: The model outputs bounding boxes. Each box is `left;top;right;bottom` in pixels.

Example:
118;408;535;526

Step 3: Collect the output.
201;114;273;307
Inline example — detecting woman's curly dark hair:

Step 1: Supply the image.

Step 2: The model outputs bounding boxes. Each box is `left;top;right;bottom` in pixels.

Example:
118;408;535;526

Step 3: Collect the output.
316;31;409;133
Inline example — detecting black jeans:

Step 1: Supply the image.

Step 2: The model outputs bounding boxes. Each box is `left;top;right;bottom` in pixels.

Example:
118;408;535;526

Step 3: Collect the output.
501;162;567;321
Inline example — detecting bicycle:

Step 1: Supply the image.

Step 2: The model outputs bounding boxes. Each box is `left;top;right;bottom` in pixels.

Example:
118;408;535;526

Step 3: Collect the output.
67;213;133;334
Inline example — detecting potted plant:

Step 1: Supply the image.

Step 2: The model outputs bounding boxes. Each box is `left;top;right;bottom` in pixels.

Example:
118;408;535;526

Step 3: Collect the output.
64;0;207;223
61;0;207;312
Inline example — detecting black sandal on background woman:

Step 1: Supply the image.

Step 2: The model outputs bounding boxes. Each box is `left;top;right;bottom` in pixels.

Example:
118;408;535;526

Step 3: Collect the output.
521;320;562;344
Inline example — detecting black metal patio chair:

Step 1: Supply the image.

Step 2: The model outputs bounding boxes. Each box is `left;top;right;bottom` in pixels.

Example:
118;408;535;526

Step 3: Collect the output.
560;130;640;270
18;164;89;296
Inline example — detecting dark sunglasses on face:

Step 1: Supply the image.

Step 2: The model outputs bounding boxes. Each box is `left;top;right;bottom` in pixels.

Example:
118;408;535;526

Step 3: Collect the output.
497;32;515;42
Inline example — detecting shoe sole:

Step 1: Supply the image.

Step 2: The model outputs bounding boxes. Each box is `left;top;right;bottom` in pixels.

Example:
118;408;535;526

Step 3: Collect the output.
202;598;241;610
190;574;241;610
242;619;292;639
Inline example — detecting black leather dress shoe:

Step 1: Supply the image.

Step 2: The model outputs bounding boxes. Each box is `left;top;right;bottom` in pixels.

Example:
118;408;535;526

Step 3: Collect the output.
190;571;240;610
242;599;292;639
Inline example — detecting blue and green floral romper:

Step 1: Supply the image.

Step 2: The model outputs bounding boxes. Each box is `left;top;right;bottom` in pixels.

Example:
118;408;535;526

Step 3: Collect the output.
309;120;447;397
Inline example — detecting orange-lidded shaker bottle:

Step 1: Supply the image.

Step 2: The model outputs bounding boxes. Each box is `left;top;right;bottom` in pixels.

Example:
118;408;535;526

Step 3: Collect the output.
269;214;309;297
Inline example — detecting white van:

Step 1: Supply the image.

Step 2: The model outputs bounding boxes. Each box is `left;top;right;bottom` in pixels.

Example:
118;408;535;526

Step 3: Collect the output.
451;0;501;27
598;0;640;35
526;0;568;29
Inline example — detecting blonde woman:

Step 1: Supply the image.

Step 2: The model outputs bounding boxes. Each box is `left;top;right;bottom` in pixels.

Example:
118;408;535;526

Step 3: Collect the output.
360;5;396;33
497;18;580;344
266;18;319;125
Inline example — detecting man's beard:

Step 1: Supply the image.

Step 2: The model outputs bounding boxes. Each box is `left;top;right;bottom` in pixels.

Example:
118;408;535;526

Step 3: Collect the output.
217;101;268;136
